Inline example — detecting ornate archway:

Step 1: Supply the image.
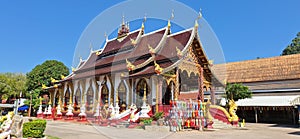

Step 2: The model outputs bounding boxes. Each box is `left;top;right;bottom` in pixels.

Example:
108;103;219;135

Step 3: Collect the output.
64;89;70;110
101;84;109;106
74;88;81;111
136;78;149;107
118;81;127;111
162;80;175;105
87;87;93;111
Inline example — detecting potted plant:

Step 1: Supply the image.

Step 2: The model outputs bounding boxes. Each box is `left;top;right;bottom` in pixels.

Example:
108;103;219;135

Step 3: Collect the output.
153;112;164;126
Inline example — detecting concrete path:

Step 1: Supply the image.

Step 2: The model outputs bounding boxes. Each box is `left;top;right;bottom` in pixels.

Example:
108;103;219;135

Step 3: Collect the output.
45;120;300;139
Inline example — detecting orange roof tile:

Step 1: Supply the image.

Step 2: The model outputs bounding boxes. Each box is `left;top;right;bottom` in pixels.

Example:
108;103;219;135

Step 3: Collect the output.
213;54;300;83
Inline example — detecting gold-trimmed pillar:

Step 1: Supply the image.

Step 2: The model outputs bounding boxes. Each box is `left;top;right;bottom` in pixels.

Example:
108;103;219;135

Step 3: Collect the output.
198;66;204;102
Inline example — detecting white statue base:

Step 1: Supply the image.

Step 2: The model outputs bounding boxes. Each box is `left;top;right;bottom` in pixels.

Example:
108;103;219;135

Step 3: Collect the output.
139;102;151;118
37;105;43;118
65;104;74;120
78;104;87;121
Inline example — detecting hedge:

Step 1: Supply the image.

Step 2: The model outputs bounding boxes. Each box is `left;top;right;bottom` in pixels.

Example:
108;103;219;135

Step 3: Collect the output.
22;119;47;138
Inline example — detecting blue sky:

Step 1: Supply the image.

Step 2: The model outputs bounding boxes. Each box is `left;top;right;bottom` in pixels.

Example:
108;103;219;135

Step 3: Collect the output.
0;0;299;73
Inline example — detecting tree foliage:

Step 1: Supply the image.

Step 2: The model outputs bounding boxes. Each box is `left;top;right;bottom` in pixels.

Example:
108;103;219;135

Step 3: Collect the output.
0;73;26;100
225;83;252;101
281;32;300;55
26;60;69;95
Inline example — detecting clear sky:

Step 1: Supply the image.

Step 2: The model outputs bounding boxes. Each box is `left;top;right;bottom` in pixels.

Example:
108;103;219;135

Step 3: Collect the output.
0;0;299;73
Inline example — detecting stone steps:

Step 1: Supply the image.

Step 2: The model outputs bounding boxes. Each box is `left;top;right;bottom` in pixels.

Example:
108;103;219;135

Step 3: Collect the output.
212;118;234;129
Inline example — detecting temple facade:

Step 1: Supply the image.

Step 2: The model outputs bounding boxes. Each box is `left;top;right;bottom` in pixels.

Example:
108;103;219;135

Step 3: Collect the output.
45;18;223;115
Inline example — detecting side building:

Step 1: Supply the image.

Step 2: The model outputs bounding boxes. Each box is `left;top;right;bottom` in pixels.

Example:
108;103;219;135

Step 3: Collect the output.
214;54;300;125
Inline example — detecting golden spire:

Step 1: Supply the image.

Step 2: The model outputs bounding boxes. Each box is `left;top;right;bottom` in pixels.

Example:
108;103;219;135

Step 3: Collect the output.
154;61;163;75
141;22;145;30
126;59;135;71
143;84;147;101
168;10;174;28
195;20;199;28
167;20;171;28
142;14;146;30
195;9;202;29
116;91;119;103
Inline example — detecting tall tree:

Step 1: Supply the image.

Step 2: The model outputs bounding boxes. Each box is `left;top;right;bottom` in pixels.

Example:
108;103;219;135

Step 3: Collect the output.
0;73;27;101
225;83;252;101
281;32;300;55
26;60;69;96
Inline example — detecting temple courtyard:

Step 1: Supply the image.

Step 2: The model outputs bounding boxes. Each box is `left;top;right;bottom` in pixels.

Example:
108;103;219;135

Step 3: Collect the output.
44;120;299;139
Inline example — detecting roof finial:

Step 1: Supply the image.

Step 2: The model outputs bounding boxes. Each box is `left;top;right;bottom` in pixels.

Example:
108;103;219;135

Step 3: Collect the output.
104;32;108;41
195;8;202;28
142;14;146;30
198;8;203;20
79;55;82;62
122;14;125;25
170;9;175;20
143;14;147;22
168;10;174;28
118;14;129;38
127;22;130;30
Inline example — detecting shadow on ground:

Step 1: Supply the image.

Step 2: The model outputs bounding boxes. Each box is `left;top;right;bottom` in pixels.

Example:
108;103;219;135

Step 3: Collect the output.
288;131;300;136
268;124;299;129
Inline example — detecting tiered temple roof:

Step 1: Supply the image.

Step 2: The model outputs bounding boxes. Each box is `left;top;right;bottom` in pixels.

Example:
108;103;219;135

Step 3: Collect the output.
61;20;216;84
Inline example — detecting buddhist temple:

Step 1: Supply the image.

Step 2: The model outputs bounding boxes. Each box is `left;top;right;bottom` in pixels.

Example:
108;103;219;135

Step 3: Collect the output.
45;16;224;118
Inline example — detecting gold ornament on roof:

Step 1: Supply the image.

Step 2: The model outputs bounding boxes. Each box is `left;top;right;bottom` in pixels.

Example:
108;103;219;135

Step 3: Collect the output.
209;60;214;66
176;46;183;57
51;77;57;83
42;84;48;89
148;44;155;54
71;67;76;72
154;61;163;75
130;38;137;45
194;20;199;28
61;75;65;80
96;51;101;56
126;59;135;71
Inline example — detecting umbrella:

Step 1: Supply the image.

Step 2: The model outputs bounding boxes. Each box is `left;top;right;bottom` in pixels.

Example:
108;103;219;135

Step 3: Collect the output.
18;105;29;111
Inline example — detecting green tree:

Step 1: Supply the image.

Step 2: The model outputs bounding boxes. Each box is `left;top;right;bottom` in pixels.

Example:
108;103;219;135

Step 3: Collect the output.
0;73;27;101
225;83;252;101
25;60;69;109
281;32;300;55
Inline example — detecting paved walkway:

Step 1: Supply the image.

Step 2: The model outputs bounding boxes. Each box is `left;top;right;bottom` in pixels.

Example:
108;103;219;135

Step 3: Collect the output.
44;120;300;139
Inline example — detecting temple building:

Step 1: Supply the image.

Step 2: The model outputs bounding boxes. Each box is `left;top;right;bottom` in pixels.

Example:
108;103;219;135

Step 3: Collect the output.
45;17;224;116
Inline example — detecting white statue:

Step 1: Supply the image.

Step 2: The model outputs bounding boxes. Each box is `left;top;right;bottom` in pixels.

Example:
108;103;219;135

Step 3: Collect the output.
66;103;74;116
94;103;100;117
37;105;43;115
78;103;86;117
57;105;62;115
46;105;52;115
